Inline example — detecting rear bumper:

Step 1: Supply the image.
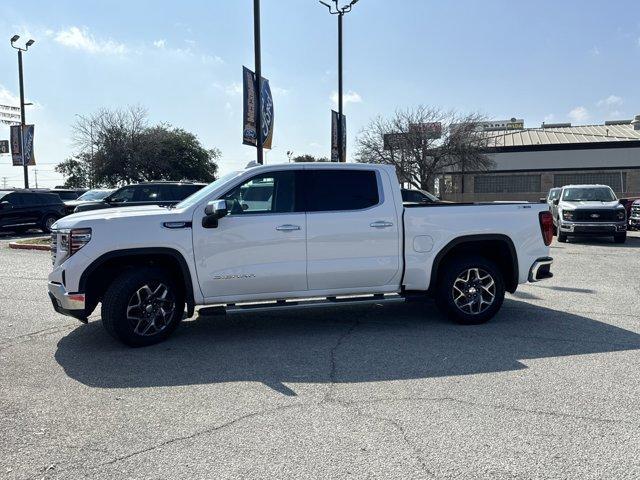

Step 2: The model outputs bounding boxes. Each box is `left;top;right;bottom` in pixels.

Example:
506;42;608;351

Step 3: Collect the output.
528;257;553;282
559;221;626;235
48;281;87;322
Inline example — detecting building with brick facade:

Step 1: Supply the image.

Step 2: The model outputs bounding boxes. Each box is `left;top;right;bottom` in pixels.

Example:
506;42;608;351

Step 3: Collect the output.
440;118;640;202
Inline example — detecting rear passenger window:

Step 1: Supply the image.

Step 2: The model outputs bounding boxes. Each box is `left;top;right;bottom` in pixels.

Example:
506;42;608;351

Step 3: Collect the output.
305;170;379;212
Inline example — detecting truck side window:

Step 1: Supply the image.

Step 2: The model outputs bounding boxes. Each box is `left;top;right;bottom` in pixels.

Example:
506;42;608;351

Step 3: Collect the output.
224;171;297;215
305;170;379;212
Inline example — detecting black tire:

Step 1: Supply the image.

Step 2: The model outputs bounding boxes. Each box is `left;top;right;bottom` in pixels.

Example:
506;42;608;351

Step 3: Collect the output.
435;255;505;325
614;233;627;244
101;267;185;347
557;233;568;243
41;215;58;234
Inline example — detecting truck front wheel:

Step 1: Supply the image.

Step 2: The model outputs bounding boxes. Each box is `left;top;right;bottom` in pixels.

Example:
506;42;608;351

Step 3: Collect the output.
101;267;185;346
435;256;505;325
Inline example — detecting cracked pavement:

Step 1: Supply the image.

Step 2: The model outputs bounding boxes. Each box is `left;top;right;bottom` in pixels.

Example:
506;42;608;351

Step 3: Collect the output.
1;232;640;479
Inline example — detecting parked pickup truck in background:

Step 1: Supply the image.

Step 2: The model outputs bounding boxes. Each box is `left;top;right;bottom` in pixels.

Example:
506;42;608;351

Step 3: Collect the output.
48;163;554;346
551;184;627;243
630;200;640;230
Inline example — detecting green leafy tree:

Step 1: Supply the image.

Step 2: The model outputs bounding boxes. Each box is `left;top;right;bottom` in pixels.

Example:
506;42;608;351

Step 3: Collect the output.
292;154;330;163
63;106;220;187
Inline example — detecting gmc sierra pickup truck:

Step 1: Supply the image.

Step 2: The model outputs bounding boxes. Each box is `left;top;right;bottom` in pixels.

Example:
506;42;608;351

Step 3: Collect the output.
48;163;554;346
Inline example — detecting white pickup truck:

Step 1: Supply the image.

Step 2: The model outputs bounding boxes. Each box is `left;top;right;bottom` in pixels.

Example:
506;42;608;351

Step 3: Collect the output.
48;163;554;346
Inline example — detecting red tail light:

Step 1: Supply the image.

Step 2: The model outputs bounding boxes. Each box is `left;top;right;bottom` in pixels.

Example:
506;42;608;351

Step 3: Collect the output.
539;211;553;246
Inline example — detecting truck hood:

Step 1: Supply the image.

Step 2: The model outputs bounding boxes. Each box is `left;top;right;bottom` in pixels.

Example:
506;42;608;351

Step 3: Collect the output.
52;205;172;229
561;200;622;209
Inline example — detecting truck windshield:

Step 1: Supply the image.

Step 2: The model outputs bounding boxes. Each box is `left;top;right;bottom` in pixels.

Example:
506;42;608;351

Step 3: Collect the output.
562;187;616;202
174;171;242;209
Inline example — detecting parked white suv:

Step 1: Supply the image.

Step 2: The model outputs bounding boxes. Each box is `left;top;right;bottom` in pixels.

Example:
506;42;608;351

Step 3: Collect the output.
551;184;627;243
48;163;554;346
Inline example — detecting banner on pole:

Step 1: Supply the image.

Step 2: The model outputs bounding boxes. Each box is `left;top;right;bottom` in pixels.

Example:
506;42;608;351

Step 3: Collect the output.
10;124;35;166
10;125;21;166
22;125;35;166
242;66;274;149
331;110;346;162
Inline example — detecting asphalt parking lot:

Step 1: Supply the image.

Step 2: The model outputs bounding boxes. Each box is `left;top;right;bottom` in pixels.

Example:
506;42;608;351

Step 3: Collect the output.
1;231;640;479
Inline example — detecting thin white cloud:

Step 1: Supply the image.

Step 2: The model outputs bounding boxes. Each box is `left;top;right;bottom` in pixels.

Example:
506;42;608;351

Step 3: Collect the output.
330;90;362;107
543;114;555;123
597;95;623;108
153;39;166;48
53;26;127;55
568;106;590;123
589;46;600;56
0;84;20;107
225;82;243;96
271;86;289;96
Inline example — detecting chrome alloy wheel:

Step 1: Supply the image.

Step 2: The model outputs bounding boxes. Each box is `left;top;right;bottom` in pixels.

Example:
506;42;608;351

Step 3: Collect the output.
452;268;496;315
126;283;176;336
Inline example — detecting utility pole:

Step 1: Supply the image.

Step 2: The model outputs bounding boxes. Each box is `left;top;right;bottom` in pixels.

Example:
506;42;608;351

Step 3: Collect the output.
10;35;35;188
1;177;7;189
253;0;263;165
34;169;38;188
320;0;359;162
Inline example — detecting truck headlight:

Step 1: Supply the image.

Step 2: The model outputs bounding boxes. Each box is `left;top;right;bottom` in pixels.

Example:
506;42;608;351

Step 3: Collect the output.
562;210;574;221
58;228;92;260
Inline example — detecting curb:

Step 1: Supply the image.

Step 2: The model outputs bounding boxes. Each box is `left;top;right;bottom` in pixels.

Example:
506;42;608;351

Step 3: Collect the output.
8;241;51;251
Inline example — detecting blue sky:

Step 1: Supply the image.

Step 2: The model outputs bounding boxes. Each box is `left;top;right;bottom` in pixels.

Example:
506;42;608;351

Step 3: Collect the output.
1;0;639;187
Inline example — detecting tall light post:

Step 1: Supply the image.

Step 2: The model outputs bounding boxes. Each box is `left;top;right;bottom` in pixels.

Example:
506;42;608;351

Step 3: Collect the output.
10;34;35;188
253;0;263;165
319;0;358;162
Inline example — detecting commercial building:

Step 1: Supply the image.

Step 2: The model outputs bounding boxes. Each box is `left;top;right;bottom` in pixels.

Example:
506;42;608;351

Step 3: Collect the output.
440;116;640;202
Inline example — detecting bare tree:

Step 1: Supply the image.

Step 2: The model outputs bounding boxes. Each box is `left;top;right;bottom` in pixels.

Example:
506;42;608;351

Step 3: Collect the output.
354;106;494;192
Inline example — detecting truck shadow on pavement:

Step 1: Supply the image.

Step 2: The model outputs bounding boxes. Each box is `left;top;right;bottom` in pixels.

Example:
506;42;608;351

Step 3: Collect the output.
55;299;640;396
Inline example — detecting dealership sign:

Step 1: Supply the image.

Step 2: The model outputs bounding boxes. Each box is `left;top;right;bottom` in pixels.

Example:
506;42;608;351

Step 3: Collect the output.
0;104;20;126
409;122;442;139
242;66;274;149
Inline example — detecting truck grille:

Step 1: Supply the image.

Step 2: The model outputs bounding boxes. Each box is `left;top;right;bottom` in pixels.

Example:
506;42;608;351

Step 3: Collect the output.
51;231;58;265
573;210;618;222
632;206;640;217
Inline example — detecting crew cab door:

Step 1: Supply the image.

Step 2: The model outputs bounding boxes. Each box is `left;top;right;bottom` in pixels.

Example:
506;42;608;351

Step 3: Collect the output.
193;169;307;300
304;168;401;290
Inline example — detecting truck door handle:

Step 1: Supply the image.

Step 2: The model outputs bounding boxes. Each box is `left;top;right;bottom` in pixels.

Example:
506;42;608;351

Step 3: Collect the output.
370;221;394;228
276;224;301;231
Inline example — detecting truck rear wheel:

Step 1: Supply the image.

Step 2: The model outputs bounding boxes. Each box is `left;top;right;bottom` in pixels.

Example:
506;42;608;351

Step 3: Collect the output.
435;256;505;325
101;267;185;347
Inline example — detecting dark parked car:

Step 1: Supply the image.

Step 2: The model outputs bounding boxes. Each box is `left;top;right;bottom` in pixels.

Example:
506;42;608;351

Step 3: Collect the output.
73;181;206;213
61;188;114;215
401;188;441;204
0;190;66;233
619;196;640;229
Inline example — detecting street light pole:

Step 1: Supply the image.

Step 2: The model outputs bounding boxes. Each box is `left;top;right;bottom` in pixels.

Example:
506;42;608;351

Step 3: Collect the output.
253;0;263;165
320;0;358;163
10;35;35;189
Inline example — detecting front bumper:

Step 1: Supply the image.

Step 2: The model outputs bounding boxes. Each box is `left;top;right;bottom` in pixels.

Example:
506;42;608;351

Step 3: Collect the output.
528;257;553;282
559;221;626;235
48;281;87;322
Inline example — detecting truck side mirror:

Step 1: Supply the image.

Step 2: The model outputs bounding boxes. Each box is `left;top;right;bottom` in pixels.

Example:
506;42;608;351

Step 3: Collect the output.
553;198;560;206
202;199;229;228
0;201;12;210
